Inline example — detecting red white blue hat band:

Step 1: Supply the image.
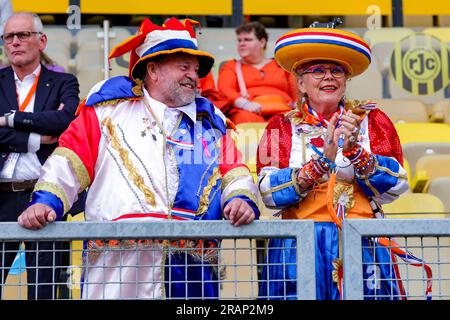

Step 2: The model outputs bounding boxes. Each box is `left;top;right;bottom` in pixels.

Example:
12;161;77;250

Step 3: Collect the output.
274;28;372;77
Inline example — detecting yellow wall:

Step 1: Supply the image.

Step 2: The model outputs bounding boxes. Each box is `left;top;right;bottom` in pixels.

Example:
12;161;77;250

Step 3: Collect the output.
12;0;68;13
11;0;450;15
81;0;231;15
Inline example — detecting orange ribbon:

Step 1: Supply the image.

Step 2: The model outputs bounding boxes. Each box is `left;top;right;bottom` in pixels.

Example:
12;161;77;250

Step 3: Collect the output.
17;69;41;112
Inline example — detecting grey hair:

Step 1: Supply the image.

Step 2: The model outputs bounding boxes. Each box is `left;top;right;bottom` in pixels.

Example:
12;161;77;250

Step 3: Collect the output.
8;12;44;33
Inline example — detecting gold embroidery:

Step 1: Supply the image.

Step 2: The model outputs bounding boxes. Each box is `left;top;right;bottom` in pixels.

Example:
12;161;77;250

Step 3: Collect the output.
332;258;343;284
223;189;258;207
197;167;221;216
102;117;156;206
132;79;144;97
261;179;296;197
345;99;372;115
53;147;91;191
93;98;142;108
376;165;408;179
333;183;355;210
34;181;70;214
222;166;251;189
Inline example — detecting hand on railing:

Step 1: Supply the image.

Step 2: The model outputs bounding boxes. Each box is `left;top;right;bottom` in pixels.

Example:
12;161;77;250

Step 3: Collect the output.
18;204;56;230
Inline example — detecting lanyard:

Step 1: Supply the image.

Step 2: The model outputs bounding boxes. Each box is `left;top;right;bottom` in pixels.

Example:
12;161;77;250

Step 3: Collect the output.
17;69;41;112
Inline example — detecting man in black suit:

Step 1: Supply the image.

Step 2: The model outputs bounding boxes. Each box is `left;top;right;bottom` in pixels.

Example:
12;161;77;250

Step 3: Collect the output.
0;12;80;299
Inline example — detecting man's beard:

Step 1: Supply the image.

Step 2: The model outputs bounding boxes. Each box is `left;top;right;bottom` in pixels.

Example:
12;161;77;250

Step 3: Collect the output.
165;80;197;107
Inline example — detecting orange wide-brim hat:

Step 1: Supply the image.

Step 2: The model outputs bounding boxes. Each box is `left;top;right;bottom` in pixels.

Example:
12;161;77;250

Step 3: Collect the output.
274;28;371;77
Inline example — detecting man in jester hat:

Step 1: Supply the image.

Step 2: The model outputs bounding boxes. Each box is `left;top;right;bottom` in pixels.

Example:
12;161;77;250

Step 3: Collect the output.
18;17;259;299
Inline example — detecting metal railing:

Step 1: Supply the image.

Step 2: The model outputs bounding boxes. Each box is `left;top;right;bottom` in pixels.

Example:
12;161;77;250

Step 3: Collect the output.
0;220;316;300
343;219;450;300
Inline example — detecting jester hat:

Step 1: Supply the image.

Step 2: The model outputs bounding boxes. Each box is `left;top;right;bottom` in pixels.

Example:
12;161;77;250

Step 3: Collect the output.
109;17;215;80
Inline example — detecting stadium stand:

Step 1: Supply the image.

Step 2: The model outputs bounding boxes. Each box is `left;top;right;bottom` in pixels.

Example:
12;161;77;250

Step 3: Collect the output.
430;99;450;124
363;28;415;46
427;177;450;212
402;142;450;179
438;16;450;27
394;123;450;144
383;192;446;217
411;154;450;193
388;78;446;105
423;27;450;42
346;60;383;100
373;99;429;123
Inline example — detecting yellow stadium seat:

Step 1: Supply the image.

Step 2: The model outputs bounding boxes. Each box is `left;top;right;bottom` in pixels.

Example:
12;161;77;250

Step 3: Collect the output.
363;28;415;46
430;99;450;124
383;193;447;218
411;154;450;192
233;122;268;174
374;99;429;123
394;123;450;144
346;61;383;100
428;177;450;211
402;142;450;179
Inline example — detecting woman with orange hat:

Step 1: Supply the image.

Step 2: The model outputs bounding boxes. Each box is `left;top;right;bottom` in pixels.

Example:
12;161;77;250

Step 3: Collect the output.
256;27;412;300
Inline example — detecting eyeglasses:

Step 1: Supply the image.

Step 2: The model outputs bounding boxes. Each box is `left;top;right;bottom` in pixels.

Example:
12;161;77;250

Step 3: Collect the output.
1;31;42;44
301;66;347;79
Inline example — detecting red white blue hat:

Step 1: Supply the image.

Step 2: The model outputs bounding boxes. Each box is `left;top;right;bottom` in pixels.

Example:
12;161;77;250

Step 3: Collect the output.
274;28;371;77
109;17;214;80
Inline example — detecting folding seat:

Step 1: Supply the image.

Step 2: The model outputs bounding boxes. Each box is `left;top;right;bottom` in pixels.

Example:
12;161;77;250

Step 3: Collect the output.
383;192;446;218
402;142;450;179
411;154;450;192
430;99;450;124
373;99;429;123
428;177;450;211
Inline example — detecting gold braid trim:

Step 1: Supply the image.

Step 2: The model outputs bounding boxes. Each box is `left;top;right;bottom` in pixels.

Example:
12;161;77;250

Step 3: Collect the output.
376;164;408;179
92;97;143;108
53;147;91;191
102;117;156;207
34;181;70;214
223;189;258;207
132;78;144;97
222;166;251;190
197;167;221;216
332;258;343;284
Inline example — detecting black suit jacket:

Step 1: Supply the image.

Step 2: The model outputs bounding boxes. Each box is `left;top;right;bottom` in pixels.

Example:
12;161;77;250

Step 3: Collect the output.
0;65;80;169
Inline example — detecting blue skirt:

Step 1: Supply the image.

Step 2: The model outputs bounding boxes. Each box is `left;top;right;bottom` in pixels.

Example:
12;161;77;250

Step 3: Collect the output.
164;252;219;299
259;222;400;300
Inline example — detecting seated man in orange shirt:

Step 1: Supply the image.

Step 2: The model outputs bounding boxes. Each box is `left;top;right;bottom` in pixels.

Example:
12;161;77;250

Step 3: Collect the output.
218;21;298;124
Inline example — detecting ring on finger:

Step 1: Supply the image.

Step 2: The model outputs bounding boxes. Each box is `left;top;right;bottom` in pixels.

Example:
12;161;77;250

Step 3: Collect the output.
351;127;358;134
326;138;333;144
349;136;356;143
